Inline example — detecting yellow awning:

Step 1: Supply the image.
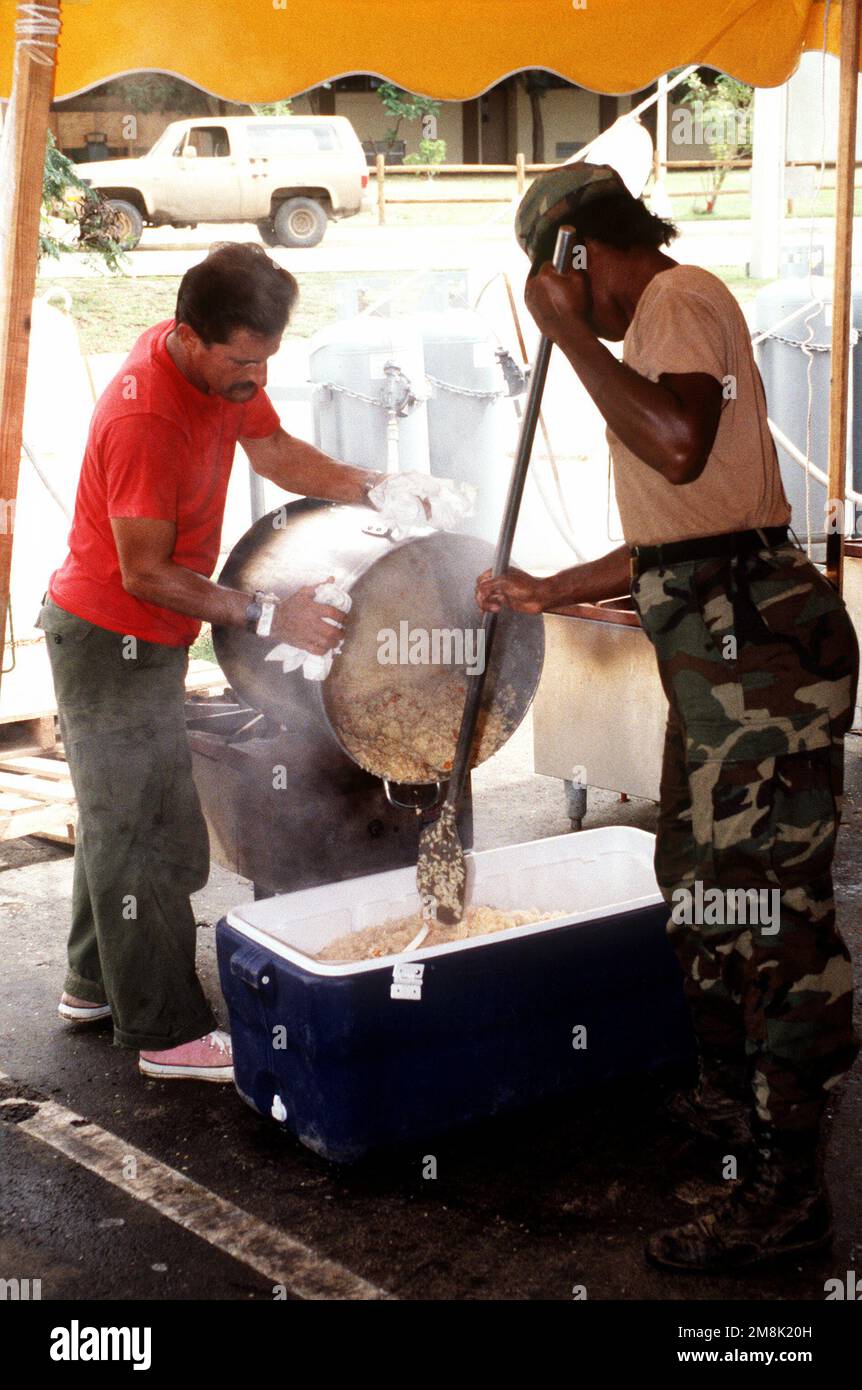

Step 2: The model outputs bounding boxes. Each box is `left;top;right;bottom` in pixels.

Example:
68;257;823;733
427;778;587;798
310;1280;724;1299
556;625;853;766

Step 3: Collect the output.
0;0;853;103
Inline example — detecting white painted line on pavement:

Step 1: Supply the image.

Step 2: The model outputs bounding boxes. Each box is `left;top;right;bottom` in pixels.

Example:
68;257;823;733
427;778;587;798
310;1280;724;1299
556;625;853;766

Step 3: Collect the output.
0;1072;392;1301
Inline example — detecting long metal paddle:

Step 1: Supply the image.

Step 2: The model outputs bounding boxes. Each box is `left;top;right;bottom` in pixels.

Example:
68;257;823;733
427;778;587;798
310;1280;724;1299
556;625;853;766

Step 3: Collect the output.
417;224;578;924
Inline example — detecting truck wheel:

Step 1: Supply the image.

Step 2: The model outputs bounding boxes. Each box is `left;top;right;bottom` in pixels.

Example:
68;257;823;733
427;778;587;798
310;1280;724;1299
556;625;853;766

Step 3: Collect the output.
107;200;144;248
256;219;280;247
273;198;327;248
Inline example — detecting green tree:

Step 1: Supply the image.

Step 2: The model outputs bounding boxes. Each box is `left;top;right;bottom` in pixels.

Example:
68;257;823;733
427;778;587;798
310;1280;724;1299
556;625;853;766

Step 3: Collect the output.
41;132;127;272
79;74;251;118
251;99;294;116
679;73;753;214
519;72;555;164
404;137;447;175
100;73;201;113
376;83;441;154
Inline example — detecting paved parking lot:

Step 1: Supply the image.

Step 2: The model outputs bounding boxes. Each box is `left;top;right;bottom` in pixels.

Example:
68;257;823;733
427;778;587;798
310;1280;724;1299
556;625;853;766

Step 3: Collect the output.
2;715;860;1303
39;210;854;280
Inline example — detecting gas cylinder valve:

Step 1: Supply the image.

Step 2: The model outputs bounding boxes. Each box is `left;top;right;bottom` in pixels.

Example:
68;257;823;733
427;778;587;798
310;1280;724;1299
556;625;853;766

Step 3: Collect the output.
496;347;527;398
380;361;422;416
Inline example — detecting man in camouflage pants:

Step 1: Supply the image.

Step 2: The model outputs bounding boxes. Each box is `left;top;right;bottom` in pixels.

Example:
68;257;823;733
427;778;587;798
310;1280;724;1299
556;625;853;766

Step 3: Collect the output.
477;165;859;1270
635;543;858;1268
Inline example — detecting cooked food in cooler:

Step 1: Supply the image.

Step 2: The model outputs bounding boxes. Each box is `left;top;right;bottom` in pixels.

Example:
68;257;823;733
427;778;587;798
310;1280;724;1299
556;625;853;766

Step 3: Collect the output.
316;903;563;961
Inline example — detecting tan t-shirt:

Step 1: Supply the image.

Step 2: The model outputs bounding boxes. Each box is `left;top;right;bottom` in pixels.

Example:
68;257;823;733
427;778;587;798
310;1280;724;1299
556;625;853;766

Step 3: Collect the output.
607;264;790;546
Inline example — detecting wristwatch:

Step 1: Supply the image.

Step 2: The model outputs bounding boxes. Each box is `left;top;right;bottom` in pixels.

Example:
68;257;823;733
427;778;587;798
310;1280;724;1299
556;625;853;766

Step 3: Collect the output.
245;590;278;636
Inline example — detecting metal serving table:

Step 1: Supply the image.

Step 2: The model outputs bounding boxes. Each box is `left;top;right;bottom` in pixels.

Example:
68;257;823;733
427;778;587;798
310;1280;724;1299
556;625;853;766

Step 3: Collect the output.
531;599;667;825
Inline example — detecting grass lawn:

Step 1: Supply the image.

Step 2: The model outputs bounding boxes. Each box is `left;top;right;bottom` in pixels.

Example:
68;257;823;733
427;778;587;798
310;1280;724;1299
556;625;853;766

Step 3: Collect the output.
35;273;343;355
36;163;857;355
709;266;770;303
657;167;862;221
353;167;860;225
190;628;215;663
38;258;772;358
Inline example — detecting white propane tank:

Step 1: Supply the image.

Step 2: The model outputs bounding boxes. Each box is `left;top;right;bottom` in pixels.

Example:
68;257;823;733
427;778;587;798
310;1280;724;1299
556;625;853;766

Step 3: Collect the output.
412;309;508;544
11;292;95;638
309;317;430;474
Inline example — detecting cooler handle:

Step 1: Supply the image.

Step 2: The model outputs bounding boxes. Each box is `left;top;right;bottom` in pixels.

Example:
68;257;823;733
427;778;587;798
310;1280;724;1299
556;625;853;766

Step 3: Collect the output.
230;943;276;995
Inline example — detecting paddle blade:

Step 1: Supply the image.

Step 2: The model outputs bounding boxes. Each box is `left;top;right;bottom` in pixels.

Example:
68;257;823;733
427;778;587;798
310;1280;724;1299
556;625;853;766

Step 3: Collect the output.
416;803;466;926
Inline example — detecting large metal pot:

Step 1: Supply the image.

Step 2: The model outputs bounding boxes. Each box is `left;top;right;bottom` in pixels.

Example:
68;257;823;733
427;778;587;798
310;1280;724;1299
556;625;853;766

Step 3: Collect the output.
213;499;544;799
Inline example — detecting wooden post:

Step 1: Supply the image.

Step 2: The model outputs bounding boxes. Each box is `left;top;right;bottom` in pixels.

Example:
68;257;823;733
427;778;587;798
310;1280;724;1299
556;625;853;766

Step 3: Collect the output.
376;152;386;226
826;0;860;592
0;1;61;686
515;151;525;196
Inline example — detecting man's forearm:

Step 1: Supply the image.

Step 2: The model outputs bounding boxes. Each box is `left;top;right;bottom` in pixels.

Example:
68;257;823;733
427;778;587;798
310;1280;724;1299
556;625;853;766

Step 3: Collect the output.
255;432;383;504
541;544;631;610
124;562;252;628
552;320;697;480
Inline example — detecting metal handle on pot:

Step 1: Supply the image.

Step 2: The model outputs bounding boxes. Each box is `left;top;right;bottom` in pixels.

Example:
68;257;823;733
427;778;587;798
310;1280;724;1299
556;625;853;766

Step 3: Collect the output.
382;779;444;811
361;520;401;542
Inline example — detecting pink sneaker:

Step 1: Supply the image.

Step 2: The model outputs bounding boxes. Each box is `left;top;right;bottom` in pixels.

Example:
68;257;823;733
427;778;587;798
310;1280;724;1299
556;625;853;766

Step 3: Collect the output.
139;1029;234;1082
58;992;112;1023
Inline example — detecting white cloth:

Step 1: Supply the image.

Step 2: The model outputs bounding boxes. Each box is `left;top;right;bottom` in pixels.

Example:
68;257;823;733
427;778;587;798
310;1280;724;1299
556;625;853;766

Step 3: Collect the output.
264;582;351;682
367;471;476;540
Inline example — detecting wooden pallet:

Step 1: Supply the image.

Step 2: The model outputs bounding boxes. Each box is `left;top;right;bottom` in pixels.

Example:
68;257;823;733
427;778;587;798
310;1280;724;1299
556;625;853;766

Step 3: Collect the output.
185;659;229;698
0;752;76;843
0;659;228;845
0;713;56;756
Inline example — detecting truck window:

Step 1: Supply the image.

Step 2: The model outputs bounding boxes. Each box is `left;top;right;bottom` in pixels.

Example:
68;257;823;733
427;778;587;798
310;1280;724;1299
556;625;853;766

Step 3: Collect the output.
180;126;231;158
245;124;337;156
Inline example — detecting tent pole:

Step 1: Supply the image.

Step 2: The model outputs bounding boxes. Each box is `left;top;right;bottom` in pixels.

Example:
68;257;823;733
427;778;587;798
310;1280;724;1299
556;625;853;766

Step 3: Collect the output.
827;0;860;592
0;1;60;687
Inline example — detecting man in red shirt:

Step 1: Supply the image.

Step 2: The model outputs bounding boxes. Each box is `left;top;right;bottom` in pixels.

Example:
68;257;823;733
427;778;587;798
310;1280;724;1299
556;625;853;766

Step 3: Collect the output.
40;242;454;1083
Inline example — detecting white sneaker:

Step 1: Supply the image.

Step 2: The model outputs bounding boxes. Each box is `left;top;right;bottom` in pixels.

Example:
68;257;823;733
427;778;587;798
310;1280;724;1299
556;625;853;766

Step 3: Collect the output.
58;992;112;1023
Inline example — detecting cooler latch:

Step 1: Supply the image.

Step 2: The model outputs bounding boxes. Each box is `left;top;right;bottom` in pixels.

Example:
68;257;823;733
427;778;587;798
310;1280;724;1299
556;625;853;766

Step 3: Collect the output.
390;962;424;1001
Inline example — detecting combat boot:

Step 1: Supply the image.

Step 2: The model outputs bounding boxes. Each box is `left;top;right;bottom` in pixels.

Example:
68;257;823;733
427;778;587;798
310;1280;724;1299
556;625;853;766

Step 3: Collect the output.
663;1049;752;1151
645;1125;831;1272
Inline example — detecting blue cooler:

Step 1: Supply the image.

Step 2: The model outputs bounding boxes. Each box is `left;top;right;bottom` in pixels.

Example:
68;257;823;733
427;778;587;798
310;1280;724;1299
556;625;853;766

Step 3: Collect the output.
216;826;695;1163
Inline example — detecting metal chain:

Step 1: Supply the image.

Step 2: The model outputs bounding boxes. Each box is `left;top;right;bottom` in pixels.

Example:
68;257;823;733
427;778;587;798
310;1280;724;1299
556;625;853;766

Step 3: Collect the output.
757;332;832;352
320;375;506;405
317;380;385;406
424;373;503;401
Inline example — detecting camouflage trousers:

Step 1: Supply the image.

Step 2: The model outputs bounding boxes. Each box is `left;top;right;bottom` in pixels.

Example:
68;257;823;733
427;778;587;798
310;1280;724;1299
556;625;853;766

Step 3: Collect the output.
631;540;860;1133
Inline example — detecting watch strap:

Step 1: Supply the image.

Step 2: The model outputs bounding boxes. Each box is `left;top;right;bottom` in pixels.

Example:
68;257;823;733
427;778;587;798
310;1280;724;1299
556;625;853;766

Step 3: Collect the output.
256;593;278;638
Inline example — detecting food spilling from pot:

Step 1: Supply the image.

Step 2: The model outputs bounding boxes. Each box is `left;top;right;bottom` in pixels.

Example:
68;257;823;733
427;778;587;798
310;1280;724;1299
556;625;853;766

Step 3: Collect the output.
316;903;564;961
327;673;521;784
320;525;544;787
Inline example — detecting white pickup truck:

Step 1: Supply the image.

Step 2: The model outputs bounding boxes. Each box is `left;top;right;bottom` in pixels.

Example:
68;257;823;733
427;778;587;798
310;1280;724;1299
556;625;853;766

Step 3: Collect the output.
75;115;369;248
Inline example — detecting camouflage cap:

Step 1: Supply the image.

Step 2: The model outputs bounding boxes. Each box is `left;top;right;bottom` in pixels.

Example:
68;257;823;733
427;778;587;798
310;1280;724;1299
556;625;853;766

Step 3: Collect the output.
514;162;629;266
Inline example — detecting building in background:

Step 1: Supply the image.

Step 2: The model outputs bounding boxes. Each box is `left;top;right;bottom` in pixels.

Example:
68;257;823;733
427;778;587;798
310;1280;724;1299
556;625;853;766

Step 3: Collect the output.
50;62;859;172
47;71;657;166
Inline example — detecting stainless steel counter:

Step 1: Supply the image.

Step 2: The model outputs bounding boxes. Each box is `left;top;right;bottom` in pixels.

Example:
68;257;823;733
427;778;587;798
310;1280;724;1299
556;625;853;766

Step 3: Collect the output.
531;600;667;810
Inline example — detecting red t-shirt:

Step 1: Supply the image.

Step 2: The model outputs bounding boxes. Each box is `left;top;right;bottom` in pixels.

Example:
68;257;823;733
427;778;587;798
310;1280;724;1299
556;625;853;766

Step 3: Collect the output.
50;319;280;646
